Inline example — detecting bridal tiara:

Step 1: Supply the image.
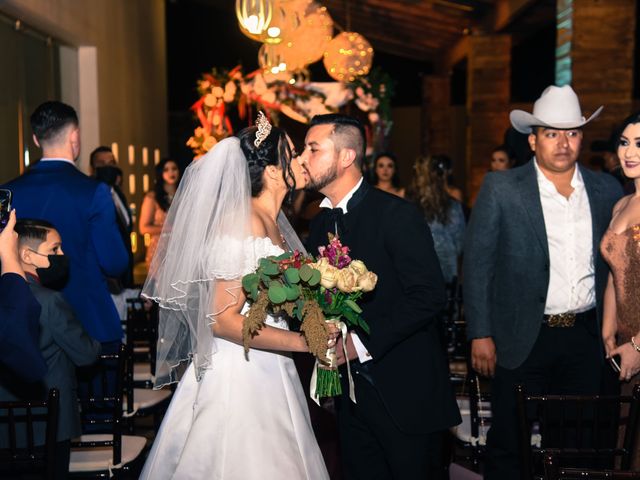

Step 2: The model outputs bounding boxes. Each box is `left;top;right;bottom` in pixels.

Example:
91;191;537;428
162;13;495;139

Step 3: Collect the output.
254;111;272;148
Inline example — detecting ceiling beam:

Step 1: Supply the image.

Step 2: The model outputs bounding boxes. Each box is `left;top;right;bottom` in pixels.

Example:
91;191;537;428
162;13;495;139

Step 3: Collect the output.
493;0;538;31
438;35;470;72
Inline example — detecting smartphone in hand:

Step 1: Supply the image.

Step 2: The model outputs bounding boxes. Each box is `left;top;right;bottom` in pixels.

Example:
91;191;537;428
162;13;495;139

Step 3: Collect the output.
609;354;621;373
0;189;12;231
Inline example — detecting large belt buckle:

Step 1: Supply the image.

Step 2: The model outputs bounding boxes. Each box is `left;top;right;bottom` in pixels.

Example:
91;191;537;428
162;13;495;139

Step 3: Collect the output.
547;312;576;328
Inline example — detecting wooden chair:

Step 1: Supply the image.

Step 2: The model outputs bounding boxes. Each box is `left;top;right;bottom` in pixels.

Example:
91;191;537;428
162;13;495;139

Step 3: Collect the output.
543;453;640;479
122;339;172;434
120;298;171;434
0;388;60;480
125;298;157;388
69;345;146;478
516;384;640;480
450;369;492;472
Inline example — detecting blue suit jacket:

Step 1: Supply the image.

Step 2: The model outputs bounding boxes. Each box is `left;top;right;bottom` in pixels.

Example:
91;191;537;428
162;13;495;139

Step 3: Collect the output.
0;273;47;381
4;160;128;342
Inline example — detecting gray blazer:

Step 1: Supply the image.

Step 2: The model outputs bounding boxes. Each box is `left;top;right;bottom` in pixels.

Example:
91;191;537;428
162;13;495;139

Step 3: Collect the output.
463;160;622;369
0;281;101;443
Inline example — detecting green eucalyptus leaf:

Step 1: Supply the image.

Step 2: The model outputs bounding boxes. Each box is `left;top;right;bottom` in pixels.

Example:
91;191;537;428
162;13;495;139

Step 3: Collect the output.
295;299;304;321
241;273;258;292
284;284;300;301
263;262;280;276
268;283;287;304
299;264;313;282
250;285;259;302
284;268;300;284
308;269;321;286
259;258;271;270
275;252;293;261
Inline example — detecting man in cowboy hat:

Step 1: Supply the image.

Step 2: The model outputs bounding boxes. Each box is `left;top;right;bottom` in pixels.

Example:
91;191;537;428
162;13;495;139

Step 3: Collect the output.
463;85;623;479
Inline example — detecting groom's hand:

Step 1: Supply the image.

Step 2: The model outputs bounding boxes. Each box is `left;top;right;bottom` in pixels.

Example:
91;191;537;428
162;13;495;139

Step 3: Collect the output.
335;333;358;366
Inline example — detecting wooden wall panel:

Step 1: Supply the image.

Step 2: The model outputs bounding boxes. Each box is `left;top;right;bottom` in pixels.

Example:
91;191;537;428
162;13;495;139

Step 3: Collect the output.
466;34;511;205
421;75;452;157
571;0;636;151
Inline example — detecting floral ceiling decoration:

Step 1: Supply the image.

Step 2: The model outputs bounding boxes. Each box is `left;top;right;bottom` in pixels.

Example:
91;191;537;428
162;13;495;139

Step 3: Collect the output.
186;0;388;157
186;66;394;157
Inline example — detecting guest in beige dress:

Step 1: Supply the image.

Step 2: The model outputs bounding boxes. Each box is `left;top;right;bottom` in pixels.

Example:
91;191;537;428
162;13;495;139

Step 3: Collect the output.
601;111;640;468
140;158;180;265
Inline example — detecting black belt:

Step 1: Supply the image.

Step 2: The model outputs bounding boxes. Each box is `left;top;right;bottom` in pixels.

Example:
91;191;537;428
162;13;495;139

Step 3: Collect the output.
542;308;596;328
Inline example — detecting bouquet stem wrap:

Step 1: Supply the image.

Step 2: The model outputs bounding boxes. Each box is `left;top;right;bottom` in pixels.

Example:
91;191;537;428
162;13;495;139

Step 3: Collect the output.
310;318;356;405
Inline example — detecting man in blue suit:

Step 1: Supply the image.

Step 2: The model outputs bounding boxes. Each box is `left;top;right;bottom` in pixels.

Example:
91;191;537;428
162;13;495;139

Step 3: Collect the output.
3;101;128;351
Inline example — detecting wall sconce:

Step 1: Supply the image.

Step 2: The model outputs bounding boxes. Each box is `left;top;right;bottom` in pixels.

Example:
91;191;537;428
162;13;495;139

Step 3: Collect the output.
130;232;138;254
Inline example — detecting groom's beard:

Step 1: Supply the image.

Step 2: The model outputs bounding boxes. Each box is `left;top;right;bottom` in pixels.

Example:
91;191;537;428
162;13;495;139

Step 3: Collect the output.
304;162;338;192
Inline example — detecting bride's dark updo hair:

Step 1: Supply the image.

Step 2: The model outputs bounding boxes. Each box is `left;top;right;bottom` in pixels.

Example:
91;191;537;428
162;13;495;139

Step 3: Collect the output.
237;124;296;198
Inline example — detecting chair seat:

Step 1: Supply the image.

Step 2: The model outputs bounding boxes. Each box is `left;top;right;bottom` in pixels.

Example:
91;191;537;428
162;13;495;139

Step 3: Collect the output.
449;360;468;376
133;363;153;382
69;434;146;472
451;397;492;446
123;388;172;413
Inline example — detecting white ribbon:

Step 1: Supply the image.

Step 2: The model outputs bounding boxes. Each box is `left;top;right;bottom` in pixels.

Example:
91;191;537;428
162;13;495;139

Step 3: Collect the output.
310;319;356;405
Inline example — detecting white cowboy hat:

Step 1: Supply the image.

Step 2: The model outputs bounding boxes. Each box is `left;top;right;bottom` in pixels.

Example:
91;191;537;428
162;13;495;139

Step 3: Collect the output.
510;85;603;134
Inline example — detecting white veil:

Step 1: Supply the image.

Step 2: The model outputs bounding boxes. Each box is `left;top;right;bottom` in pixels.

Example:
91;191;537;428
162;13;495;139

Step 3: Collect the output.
142;137;258;387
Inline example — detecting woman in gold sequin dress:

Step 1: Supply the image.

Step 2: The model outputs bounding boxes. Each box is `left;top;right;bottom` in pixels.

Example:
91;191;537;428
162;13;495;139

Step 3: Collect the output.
601;112;640;468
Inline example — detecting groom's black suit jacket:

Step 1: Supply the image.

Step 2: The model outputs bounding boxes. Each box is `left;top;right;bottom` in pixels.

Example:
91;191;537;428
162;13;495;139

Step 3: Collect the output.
307;181;461;434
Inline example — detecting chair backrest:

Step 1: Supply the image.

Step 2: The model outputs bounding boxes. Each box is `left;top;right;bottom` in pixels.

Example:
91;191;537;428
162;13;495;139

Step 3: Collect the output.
125;298;158;375
73;344;126;466
0;388;60;480
444;279;466;360
516;384;640;480
544;452;640;479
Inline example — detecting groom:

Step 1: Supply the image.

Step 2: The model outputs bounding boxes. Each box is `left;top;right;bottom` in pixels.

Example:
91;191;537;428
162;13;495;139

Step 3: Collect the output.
302;114;460;479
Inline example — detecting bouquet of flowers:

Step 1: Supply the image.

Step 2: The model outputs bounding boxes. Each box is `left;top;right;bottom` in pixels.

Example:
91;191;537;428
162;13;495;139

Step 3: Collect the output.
242;234;377;399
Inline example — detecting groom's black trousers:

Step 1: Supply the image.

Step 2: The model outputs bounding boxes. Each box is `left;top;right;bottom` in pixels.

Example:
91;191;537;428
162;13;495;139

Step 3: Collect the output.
336;368;446;480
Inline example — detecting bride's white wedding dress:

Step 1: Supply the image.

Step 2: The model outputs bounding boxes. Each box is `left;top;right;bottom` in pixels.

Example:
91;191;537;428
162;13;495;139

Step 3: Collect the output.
140;238;330;480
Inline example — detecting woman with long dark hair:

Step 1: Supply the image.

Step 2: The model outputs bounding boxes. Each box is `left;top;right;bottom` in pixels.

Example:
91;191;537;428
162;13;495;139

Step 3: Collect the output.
139;114;330;479
601;111;640;469
408;155;465;284
139;158;181;265
371;152;405;198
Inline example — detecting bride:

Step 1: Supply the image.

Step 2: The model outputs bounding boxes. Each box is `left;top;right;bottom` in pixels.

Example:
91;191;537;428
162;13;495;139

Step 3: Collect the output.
140;114;331;480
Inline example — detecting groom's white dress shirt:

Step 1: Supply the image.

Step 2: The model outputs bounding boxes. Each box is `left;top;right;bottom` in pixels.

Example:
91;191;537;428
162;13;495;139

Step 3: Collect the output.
319;177;372;363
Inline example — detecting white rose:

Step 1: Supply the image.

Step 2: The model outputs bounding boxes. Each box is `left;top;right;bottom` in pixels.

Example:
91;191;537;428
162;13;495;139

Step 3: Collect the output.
349;260;367;275
319;265;339;289
357;271;378;292
336;268;360;293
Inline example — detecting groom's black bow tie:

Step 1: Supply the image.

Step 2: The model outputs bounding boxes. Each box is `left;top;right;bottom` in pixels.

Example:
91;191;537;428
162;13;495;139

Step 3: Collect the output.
325;208;347;236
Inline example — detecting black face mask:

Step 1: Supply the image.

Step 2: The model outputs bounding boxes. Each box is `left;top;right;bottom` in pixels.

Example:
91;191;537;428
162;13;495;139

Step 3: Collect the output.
95;166;123;187
33;254;70;290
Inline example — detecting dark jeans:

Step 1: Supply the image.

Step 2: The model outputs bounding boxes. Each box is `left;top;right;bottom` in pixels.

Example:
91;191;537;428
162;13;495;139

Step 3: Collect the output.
484;311;603;480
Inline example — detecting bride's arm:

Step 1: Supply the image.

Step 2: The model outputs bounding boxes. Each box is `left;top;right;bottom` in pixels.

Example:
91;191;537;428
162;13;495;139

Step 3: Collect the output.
211;279;309;352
